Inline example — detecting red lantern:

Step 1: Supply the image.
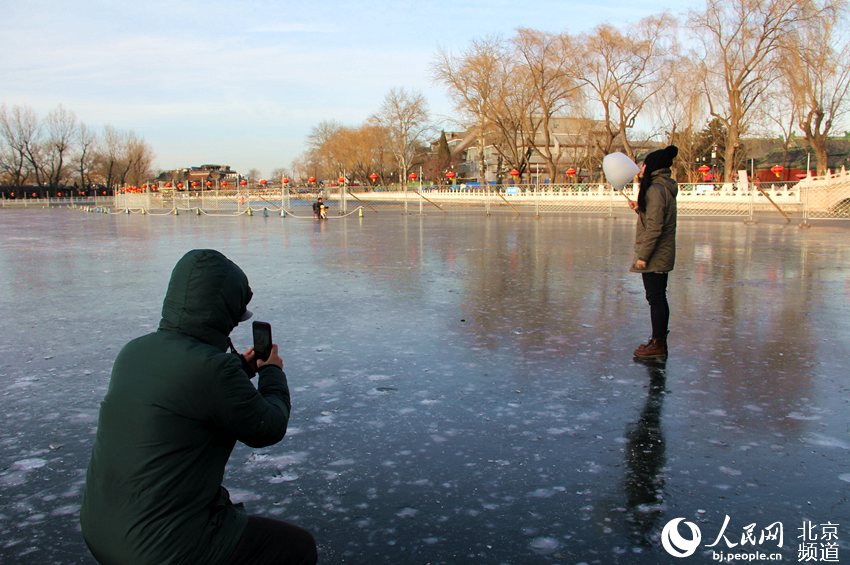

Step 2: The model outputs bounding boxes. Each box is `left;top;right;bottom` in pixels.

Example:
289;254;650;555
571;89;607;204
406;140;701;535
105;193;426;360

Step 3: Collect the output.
102;191;107;195
566;167;577;176
308;176;316;184
408;172;417;181
166;182;172;188
141;184;147;189
260;179;268;186
240;179;248;186
509;168;520;177
191;181;198;188
445;171;456;180
205;181;212;188
282;178;289;185
32;192;37;198
698;165;711;173
369;172;379;182
177;183;184;189
338;176;346;184
221;181;228;188
770;165;785;178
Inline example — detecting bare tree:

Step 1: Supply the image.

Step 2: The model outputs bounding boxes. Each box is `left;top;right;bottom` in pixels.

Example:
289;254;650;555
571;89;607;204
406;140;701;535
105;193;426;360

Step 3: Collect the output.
270;167;289;182
758;80;801;180
124;132;154;186
43;105;77;190
577;14;674;160
691;0;827;181
780;7;850;175
432;37;504;183
371;88;430;184
474;40;539;183
305;120;344;181
487;64;540;184
76;123;97;191
0;104;37;188
513;28;584;181
95;127;152;188
650;52;708;181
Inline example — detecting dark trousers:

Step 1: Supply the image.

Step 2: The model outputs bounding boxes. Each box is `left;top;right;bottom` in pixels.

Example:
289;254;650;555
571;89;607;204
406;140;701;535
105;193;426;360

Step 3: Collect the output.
226;516;317;565
641;272;669;340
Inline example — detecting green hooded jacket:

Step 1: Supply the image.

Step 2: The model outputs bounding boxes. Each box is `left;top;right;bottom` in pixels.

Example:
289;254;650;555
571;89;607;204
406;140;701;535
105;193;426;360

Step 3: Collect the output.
81;249;291;564
631;168;678;274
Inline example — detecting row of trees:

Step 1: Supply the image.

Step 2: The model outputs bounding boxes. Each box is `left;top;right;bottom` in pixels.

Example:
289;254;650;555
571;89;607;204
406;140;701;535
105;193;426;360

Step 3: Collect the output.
0;104;154;192
289;88;436;187
433;0;850;182
300;0;849;186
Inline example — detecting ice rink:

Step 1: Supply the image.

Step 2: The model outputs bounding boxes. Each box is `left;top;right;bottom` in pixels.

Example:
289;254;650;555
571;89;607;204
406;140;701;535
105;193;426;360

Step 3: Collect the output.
1;208;848;564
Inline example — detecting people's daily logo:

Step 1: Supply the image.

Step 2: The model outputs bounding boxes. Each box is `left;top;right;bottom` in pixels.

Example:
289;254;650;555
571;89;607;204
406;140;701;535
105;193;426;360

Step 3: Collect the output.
659;515;840;562
662;518;702;558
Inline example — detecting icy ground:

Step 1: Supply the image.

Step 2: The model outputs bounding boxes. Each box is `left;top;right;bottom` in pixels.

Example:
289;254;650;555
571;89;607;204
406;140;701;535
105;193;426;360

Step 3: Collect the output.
0;209;848;564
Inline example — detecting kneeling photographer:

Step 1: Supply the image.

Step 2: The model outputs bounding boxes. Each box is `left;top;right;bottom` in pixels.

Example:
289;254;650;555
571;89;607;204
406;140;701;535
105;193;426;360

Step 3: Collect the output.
80;249;317;565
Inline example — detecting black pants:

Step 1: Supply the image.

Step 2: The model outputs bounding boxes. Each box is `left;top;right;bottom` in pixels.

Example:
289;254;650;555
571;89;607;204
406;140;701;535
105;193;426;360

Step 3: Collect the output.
641;272;669;340
226;516;317;565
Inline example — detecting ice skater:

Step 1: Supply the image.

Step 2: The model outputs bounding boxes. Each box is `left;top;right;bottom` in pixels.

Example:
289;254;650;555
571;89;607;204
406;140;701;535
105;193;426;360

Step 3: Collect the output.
629;145;679;360
80;249;317;565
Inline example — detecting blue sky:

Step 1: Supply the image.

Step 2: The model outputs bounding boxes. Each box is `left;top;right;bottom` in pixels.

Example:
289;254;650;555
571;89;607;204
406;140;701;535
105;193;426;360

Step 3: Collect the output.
2;0;703;176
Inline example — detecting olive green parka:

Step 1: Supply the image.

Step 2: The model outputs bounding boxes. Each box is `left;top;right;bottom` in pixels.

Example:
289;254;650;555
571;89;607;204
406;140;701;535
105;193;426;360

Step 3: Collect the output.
631;168;678;273
81;249;291;564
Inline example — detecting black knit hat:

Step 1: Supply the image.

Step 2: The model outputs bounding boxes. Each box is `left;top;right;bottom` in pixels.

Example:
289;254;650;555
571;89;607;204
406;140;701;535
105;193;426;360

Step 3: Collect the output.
642;145;679;174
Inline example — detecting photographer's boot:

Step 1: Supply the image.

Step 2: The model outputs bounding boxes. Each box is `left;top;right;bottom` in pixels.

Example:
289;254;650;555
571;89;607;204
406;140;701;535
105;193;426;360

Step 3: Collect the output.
634;337;667;360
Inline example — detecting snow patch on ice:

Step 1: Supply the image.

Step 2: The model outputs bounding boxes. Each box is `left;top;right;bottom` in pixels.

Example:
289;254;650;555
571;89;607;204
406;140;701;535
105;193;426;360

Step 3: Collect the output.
803;433;849;450
529;536;560;554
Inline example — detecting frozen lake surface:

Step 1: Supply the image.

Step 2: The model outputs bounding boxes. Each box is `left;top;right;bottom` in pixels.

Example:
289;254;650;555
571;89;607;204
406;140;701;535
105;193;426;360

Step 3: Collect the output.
1;209;848;564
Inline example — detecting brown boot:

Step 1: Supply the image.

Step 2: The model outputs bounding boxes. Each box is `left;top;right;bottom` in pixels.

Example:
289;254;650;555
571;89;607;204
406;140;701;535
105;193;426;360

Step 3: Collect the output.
634;338;667;359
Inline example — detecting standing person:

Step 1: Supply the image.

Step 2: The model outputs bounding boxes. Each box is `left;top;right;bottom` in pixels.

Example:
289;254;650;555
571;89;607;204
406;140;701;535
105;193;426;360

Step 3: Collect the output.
80;249;317;565
629;145;679;359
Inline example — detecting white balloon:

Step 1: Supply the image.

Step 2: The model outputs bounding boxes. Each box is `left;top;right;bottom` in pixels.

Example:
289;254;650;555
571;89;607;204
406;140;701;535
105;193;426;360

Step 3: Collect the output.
602;152;640;189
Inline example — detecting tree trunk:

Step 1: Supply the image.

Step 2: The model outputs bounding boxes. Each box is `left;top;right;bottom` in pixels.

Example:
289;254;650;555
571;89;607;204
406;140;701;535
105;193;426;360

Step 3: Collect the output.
723;127;739;183
808;135;829;176
478;132;486;185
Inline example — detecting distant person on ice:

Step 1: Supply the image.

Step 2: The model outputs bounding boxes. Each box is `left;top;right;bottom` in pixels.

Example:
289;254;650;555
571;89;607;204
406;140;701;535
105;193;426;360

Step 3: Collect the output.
312;196;329;219
80;249;317;565
629;145;679;360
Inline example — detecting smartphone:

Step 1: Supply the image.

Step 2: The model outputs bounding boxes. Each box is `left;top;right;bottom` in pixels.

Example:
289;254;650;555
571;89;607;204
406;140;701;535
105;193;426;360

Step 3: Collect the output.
252;321;272;362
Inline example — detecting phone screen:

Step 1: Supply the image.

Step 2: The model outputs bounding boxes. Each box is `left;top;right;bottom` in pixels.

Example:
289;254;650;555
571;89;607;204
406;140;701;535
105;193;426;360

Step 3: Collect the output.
252;321;272;361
